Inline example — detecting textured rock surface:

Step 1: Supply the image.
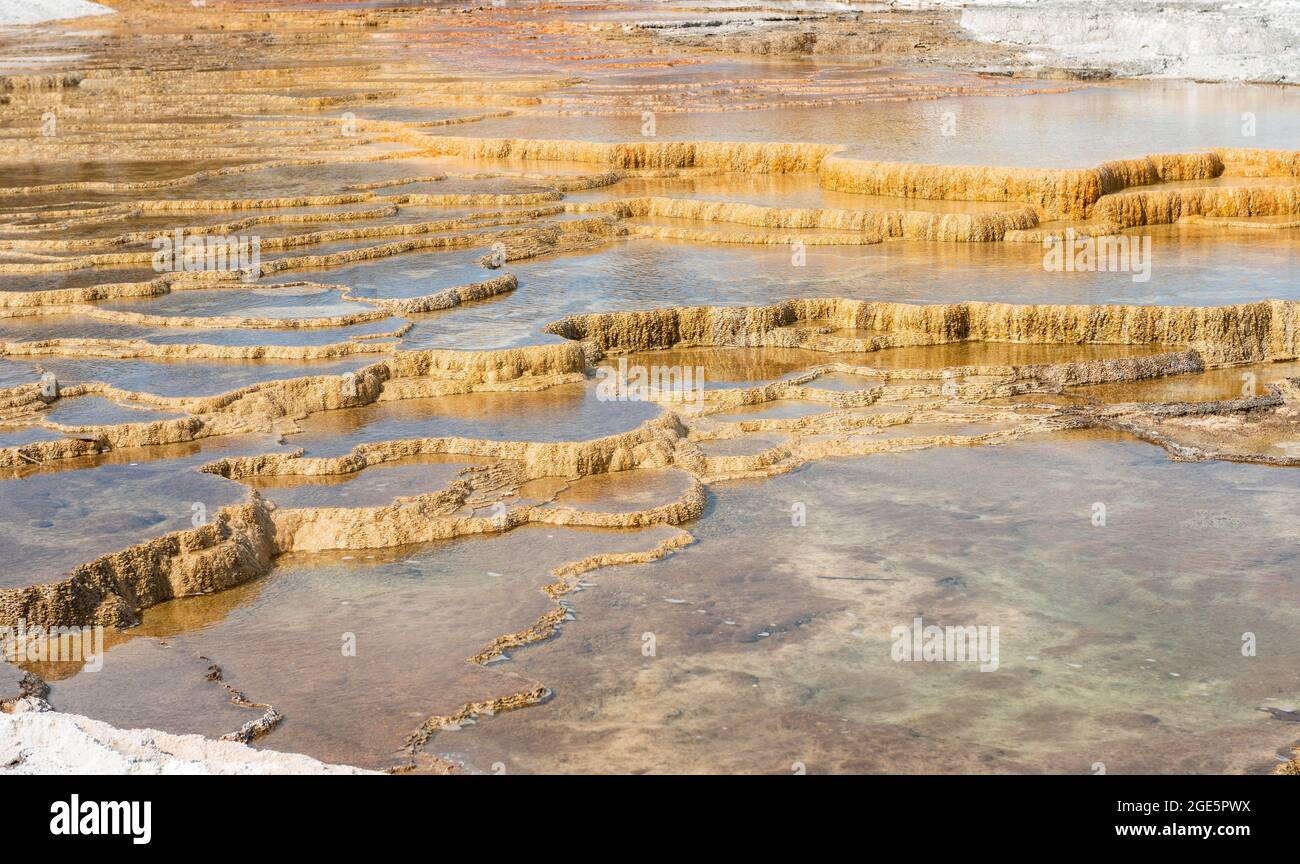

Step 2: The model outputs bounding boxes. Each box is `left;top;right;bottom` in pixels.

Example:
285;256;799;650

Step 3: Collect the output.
2;0;1296;776
0;702;372;775
956;0;1300;83
0;0;114;28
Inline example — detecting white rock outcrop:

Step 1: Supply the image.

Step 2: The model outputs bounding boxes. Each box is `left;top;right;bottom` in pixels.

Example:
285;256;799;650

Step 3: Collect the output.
0;0;116;27
945;0;1300;83
0;701;373;775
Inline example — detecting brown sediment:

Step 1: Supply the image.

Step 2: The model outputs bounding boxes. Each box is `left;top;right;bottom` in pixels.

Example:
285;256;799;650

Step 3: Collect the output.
1094;184;1300;230
1276;746;1300;775
422;136;837;173
265;476;705;555
200;414;690;486
1098;152;1225;190
0;454;704;630
411;135;1296;225
1079;383;1300;466
470;530;695;667
819;151;1231;220
819;156;1103;221
0;671;50;714
201;659;283;744
4;0;1299;774
412;527;696;756
0;499;278;629
0;337;399;361
574;196;1038;242
3;194;376;221
0;207;401;246
1184;215;1300;230
1;296;1292;474
0;300;397;331
609;3;1044;72
0;146;1291;291
0;157;377;198
626;223;879;246
545;298;1300;366
342;273;517;315
0;342;587;469
0;271;515;331
1217;148;1300;177
0;206;566;257
2;318;1271;631
0;374;1041;629
404;685;550;755
379;513;697;757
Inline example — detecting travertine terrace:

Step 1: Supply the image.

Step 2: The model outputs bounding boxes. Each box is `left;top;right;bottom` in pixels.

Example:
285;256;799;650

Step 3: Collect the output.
1;1;1298;775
